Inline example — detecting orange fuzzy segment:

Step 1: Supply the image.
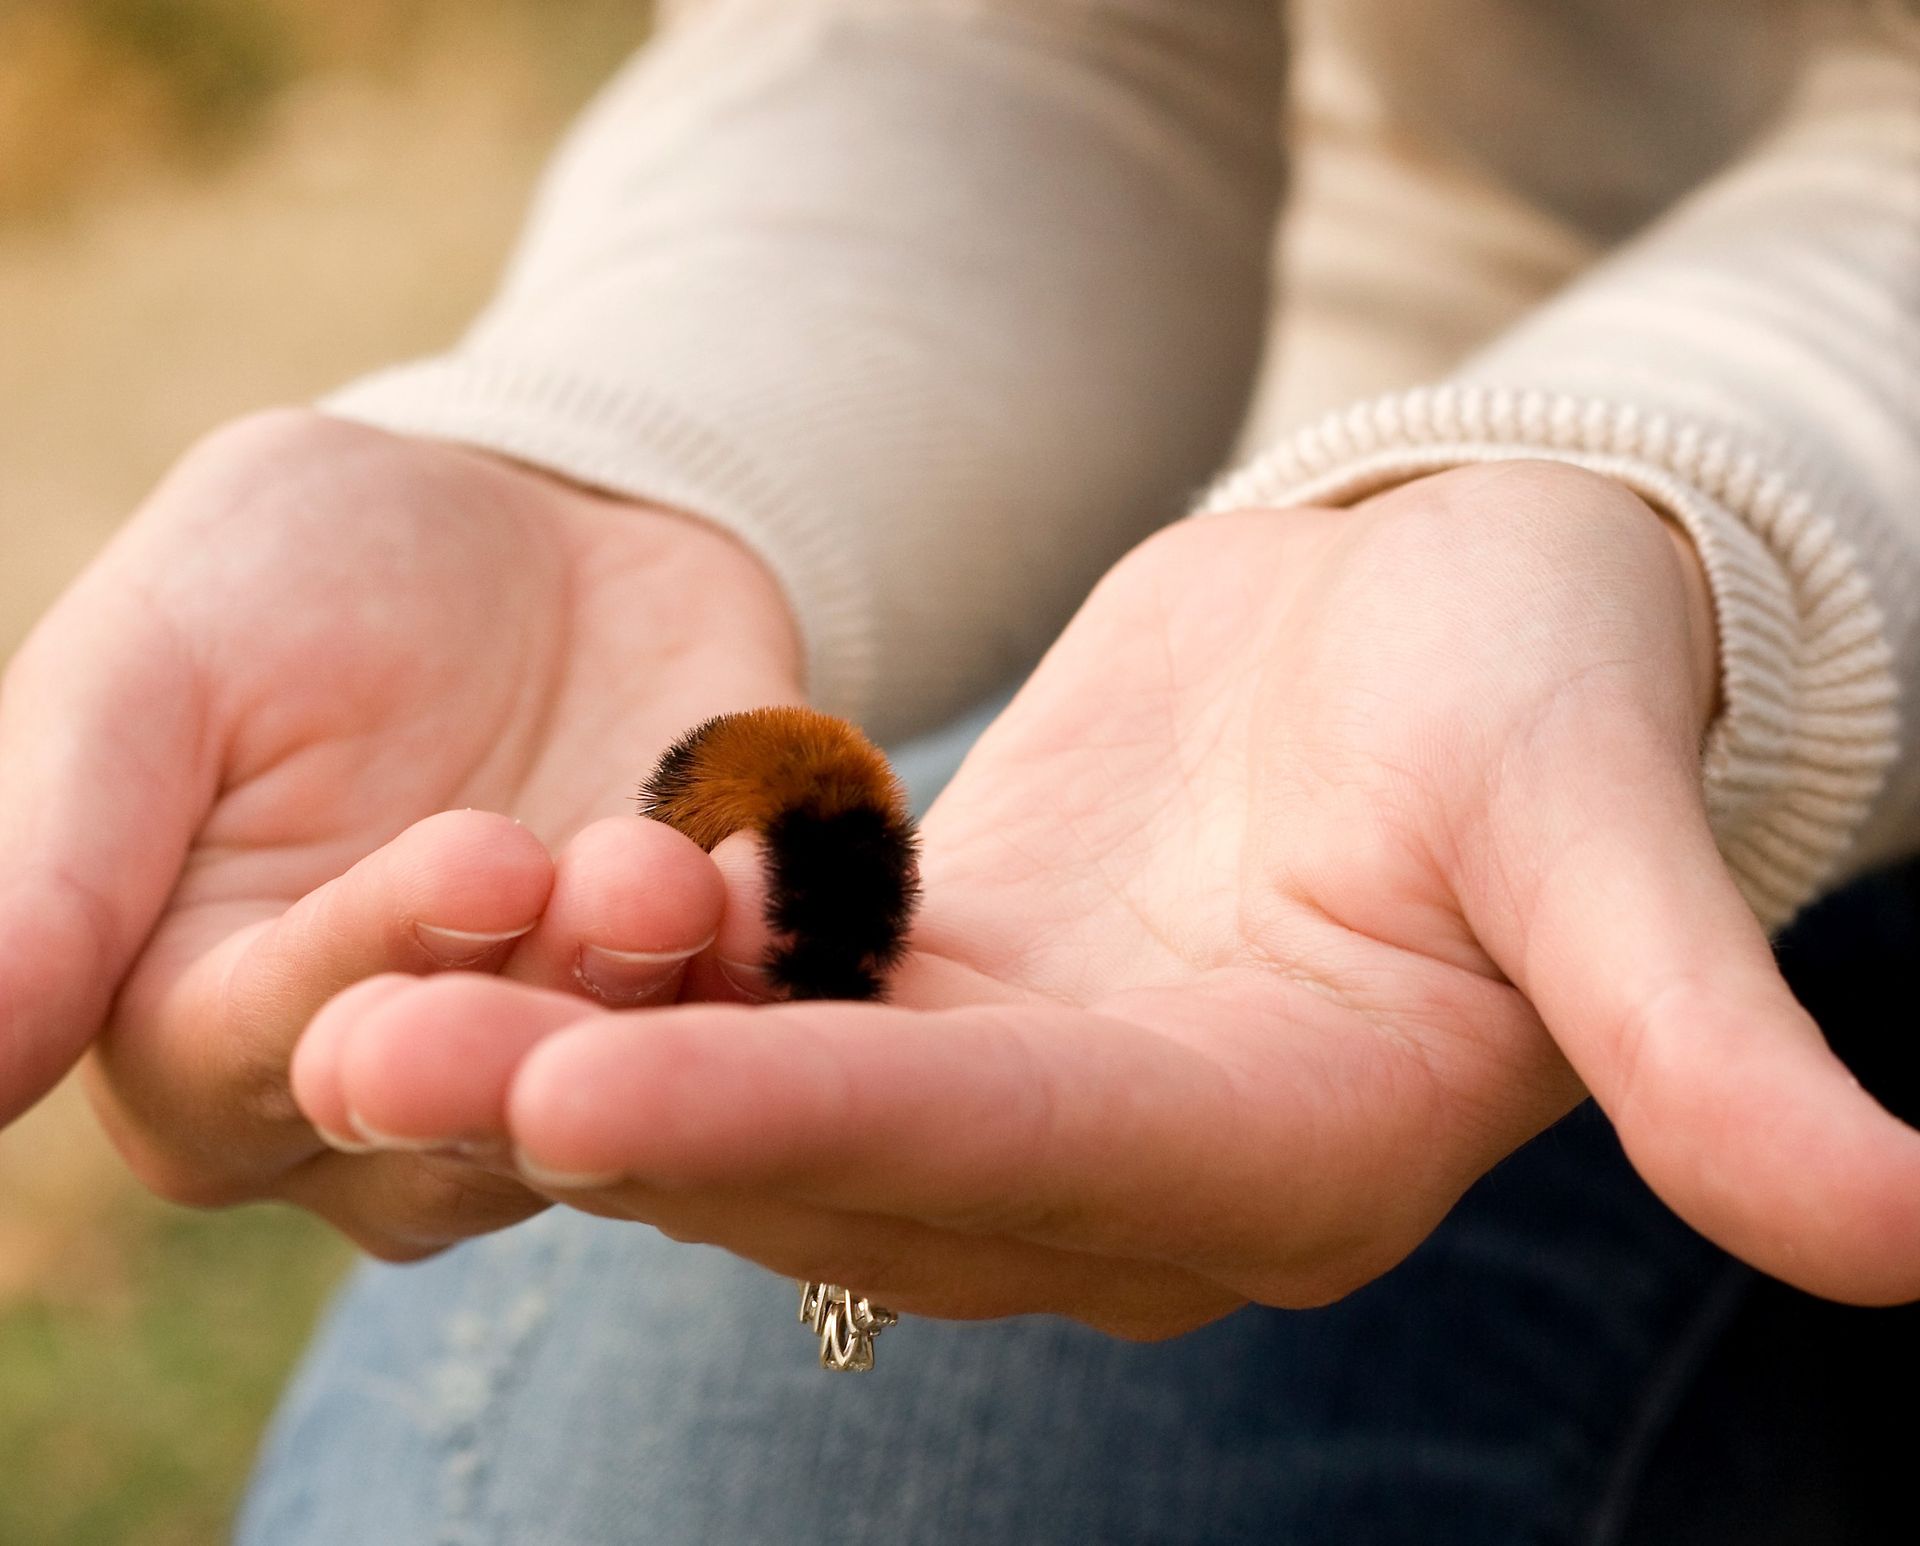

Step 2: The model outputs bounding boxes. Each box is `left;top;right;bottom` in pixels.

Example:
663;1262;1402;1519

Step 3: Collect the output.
641;706;908;851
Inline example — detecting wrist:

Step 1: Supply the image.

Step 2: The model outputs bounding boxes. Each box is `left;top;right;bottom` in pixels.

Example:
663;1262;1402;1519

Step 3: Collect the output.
1656;515;1722;737
1386;459;1724;738
1339;458;1725;740
506;455;809;711
635;501;808;697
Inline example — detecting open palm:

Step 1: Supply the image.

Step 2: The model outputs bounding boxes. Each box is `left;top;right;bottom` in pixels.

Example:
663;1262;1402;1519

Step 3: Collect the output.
0;410;800;1254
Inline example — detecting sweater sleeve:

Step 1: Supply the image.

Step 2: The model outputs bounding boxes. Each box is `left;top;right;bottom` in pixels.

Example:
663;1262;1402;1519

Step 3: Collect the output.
1200;31;1920;932
321;0;1286;742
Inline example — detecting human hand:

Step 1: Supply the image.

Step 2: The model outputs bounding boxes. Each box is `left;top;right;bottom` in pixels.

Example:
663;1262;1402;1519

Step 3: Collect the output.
293;460;1920;1329
0;409;802;1257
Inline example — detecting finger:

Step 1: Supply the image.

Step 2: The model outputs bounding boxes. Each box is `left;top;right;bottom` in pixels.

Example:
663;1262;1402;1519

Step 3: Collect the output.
294;972;593;1155
501;985;1393;1296
285;974;417;1150
0;581;216;1125
681;831;784;1003
551;1179;1241;1336
276;1148;548;1261
1472;721;1920;1305
97;809;552;1200
501;817;725;1007
290;972;1236;1327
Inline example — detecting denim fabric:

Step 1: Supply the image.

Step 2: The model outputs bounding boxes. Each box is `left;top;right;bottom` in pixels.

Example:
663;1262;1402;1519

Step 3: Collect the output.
234;705;1912;1546
238;1105;1746;1546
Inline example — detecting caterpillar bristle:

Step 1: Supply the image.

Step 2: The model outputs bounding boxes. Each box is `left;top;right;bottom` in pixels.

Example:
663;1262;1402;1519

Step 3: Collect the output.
639;707;920;1001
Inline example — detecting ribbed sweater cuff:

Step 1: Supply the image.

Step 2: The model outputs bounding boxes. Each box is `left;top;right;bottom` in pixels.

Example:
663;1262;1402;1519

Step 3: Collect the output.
319;356;877;723
1198;384;1900;931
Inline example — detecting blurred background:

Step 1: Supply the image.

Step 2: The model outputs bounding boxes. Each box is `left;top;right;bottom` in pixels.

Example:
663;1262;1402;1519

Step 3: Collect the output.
0;4;643;1540
3;6;1920;1546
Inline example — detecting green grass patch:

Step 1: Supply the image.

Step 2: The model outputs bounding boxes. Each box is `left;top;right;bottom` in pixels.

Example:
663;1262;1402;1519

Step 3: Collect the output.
0;1198;351;1546
78;0;295;144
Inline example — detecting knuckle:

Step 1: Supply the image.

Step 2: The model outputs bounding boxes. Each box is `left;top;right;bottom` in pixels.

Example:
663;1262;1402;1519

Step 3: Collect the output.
1601;975;1705;1152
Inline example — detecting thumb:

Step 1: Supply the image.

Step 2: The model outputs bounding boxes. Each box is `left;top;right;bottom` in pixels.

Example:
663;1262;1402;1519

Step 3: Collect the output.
0;580;213;1125
1468;716;1920;1306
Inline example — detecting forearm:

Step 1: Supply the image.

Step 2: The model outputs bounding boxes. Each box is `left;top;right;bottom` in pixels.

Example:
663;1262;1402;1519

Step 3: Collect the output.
1204;31;1920;929
326;0;1286;741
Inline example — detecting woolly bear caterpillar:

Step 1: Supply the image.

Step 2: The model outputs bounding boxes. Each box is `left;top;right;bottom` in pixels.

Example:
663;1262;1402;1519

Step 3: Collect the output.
640;706;920;1001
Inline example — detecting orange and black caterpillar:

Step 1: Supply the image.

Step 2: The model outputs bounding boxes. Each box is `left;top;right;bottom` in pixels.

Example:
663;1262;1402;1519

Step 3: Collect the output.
640;707;921;1002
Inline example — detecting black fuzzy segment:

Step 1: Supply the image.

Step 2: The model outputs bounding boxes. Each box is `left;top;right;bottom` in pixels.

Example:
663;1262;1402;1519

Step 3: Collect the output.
637;720;711;822
762;803;920;1001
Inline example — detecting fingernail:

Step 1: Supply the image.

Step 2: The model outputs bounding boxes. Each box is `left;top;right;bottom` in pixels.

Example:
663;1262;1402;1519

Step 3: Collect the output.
414;922;535;967
315;1125;379;1156
345;1109;445;1153
514;1147;625;1191
575;938;710;1006
716;956;780;1003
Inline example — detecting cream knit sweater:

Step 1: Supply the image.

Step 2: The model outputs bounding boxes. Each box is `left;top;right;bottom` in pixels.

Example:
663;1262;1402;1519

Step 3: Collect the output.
325;0;1920;932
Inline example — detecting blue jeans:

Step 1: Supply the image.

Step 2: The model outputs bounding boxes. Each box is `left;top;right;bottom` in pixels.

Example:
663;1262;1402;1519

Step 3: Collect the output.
236;709;1916;1545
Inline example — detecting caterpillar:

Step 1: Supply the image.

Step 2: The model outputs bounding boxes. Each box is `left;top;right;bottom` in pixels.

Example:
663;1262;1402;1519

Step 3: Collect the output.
639;706;921;1002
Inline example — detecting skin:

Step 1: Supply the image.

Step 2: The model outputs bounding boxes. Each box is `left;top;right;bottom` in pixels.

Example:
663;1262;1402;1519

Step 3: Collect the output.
0;409;804;1259
277;456;1920;1333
